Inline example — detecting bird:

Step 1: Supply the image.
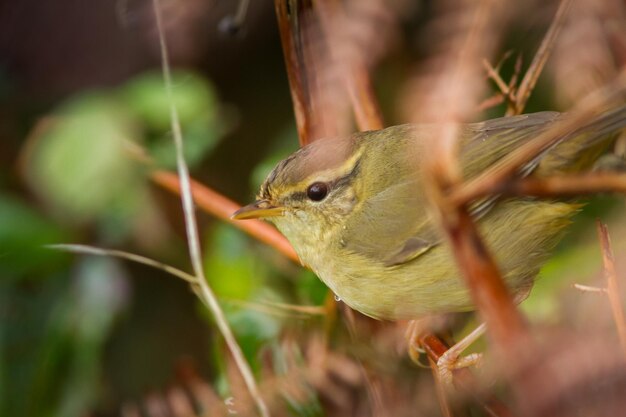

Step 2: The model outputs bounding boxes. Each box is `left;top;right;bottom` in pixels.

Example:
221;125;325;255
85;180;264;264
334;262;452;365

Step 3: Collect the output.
233;107;626;321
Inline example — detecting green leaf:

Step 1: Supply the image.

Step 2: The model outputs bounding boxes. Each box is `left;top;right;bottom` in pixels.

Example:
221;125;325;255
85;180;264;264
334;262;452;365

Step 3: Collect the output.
25;92;144;223
0;195;69;278
296;270;328;306
120;71;228;169
204;225;265;300
121;71;217;131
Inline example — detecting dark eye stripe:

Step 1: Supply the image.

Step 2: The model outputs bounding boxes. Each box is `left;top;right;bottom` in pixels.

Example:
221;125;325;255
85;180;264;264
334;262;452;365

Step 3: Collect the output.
285;158;361;202
331;158;361;190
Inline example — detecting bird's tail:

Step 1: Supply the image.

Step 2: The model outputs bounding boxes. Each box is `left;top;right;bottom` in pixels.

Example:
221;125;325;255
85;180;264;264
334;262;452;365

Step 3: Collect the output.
537;104;626;176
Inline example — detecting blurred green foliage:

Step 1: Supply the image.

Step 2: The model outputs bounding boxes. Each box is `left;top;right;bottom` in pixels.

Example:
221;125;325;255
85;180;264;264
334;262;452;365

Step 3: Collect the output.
24;71;229;228
0;69;246;417
0;196;69;277
1;63;335;416
26;93;142;223
1;256;127;417
121;71;229;169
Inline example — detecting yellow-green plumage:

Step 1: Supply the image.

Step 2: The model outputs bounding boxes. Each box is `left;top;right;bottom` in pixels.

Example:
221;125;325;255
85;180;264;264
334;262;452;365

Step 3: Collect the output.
240;108;626;320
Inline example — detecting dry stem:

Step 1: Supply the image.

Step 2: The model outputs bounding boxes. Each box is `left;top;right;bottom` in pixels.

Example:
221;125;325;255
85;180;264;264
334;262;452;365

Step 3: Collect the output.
274;0;316;145
498;173;626;197
274;0;341;144
315;0;385;131
450;76;626;206
152;1;269;415
416;332;514;417
507;0;573;115
597;221;626;356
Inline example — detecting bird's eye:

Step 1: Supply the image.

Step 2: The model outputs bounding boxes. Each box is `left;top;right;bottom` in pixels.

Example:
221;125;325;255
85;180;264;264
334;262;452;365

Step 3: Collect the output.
306;182;329;201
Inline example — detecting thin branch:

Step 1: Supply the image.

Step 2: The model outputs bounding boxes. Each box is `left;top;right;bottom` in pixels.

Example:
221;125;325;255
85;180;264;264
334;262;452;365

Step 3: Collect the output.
151;170;299;264
477;93;505;112
483;59;512;98
574;283;607;293
424;0;531;377
416;332;514;417
347;68;385;131
274;0;336;144
224;298;326;318
46;244;198;284
151;1;269;415
498;173;626;197
440;207;530;352
507;0;573;115
48;244;321;322
509;54;523;92
428;357;455;417
315;0;384;131
597;221;626;356
450;75;626;206
274;0;311;145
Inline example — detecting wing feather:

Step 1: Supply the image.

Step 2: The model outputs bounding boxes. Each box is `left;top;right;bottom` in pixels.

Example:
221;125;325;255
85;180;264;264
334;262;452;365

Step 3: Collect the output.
342;112;563;266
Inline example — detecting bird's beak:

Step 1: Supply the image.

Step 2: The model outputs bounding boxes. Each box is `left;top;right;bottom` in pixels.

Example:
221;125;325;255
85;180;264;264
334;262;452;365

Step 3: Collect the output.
231;200;285;220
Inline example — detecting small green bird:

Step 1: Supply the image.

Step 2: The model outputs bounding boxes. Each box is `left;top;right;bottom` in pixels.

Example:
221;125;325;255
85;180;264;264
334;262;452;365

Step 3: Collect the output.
233;108;626;320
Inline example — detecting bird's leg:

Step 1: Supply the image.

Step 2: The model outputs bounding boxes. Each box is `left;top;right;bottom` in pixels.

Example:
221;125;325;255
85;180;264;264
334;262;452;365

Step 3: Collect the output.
437;322;486;385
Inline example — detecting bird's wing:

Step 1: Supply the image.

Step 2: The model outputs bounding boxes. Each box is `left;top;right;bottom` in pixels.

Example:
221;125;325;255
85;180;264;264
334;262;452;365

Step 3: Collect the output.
343;112;563;267
342;177;440;265
459;111;561;179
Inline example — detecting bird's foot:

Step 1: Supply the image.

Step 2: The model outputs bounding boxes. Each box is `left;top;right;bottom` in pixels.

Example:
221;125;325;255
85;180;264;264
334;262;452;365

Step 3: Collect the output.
437;351;483;386
436;322;487;386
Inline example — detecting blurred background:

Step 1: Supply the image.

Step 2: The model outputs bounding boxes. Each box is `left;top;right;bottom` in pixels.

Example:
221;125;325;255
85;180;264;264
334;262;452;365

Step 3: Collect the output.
1;0;625;416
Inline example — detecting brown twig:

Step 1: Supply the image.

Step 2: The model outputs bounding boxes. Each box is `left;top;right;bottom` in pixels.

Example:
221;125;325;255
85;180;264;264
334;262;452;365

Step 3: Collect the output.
597;221;626;357
274;0;332;145
274;0;310;145
499;172;626;197
421;0;531;360
477;93;505;112
439;207;530;353
348;68;385;131
315;0;384;131
483;59;514;100
276;1;500;414
450;78;626;206
416;333;514;417
428;356;455;417
151;170;300;263
419;0;537;395
507;0;573;115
